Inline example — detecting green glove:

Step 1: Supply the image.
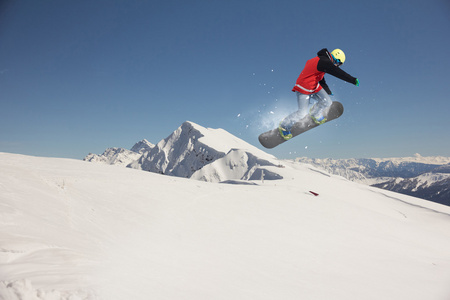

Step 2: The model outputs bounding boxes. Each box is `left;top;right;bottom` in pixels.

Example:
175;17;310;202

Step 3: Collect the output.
355;78;360;87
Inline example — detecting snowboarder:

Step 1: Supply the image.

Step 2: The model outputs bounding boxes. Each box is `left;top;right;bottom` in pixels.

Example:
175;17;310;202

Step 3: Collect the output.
279;48;359;140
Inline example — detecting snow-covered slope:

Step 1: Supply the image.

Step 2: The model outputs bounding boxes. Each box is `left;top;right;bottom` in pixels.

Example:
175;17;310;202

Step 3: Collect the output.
1;152;450;300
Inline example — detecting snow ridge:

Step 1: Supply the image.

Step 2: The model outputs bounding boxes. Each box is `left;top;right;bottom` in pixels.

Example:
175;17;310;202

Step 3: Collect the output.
191;149;282;183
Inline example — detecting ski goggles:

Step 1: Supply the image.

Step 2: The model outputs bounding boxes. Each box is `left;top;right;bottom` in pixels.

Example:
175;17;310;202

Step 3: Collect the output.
331;54;343;66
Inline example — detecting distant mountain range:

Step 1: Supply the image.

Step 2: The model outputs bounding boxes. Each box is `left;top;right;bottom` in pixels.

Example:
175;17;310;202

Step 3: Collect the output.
296;156;450;206
84;121;450;206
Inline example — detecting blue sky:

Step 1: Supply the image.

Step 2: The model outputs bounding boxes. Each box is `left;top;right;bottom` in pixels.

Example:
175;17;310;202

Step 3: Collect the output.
1;0;449;159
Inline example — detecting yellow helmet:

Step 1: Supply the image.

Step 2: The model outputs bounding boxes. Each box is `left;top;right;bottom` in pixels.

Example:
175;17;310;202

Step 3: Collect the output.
331;49;346;64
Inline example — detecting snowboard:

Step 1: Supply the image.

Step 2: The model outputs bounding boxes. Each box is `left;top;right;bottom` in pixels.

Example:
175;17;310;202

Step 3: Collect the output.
258;101;344;149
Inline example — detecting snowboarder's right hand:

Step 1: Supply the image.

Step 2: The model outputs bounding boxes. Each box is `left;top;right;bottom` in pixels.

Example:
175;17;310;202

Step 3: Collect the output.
355;78;360;86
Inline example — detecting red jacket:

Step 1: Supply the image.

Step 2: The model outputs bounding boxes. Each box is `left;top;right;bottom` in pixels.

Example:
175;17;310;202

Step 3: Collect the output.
293;56;324;94
292;48;357;95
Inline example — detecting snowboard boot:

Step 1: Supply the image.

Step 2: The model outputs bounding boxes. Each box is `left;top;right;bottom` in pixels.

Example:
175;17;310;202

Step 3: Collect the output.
311;114;327;125
309;104;327;125
278;124;293;140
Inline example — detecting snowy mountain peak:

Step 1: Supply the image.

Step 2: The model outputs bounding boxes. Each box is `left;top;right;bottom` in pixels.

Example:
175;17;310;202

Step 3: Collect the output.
84;140;154;166
84;147;141;166
175;121;274;160
133;121;275;178
130;139;154;154
85;121;281;182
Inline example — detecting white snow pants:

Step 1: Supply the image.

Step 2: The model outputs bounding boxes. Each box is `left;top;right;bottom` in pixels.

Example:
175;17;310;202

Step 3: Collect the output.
280;90;332;130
